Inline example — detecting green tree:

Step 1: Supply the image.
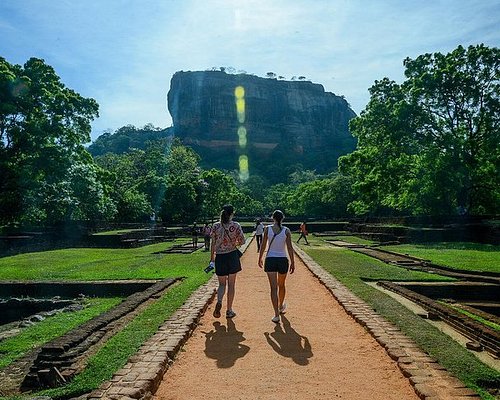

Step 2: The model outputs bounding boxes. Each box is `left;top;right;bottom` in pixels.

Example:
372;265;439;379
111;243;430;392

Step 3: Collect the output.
160;177;198;223
199;169;236;220
286;174;353;218
340;44;500;215
0;57;112;224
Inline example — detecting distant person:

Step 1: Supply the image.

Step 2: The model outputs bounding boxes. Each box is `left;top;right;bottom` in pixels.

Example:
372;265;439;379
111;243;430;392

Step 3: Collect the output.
297;221;309;245
202;223;212;251
149;211;156;229
258;210;295;323
255;219;264;251
210;205;245;319
191;222;199;249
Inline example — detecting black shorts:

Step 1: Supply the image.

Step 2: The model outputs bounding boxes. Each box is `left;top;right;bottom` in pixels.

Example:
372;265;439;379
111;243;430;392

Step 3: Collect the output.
264;257;289;274
215;250;242;276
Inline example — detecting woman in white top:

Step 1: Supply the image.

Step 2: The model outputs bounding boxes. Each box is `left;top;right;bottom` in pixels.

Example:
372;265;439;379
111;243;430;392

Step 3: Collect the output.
258;210;295;323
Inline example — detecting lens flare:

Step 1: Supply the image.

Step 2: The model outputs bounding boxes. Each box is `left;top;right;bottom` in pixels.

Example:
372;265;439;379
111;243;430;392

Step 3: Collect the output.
236;99;245;123
234;86;245;98
235;85;249;182
239;155;249;181
235;85;245;124
238;126;247;148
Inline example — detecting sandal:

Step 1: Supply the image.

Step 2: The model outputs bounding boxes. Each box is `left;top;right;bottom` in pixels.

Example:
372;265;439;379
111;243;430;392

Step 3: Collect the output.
213;302;222;318
272;315;280;323
226;309;236;318
279;303;287;314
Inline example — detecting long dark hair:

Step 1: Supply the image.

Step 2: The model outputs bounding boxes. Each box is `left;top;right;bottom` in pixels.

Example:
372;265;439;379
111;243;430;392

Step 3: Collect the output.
220;204;234;224
272;210;284;229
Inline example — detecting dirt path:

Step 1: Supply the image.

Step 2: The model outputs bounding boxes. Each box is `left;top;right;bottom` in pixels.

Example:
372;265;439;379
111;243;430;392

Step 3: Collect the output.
154;242;418;400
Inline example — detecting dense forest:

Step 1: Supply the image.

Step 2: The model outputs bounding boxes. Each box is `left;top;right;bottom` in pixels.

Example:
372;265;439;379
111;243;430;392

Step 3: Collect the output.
0;44;498;226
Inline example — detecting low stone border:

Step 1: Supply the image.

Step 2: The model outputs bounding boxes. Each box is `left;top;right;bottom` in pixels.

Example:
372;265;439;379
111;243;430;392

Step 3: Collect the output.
379;281;500;358
23;278;178;389
293;244;481;400
88;237;253;400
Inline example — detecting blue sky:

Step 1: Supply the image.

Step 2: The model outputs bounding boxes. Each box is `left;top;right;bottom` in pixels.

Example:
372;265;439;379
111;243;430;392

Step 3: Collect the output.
1;0;499;142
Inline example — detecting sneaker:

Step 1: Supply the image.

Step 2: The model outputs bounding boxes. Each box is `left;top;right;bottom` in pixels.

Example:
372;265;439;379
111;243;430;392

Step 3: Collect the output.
272;315;280;323
226;309;236;318
213;302;222;318
279;303;287;314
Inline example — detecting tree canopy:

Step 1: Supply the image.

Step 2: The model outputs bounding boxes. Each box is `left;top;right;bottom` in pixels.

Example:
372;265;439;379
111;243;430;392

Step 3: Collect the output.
0;57;114;225
340;44;499;215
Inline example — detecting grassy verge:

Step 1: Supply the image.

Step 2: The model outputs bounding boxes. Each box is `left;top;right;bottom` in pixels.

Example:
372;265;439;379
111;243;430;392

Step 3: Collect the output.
383;242;500;274
0;240;215;399
299;236;500;399
0;298;122;369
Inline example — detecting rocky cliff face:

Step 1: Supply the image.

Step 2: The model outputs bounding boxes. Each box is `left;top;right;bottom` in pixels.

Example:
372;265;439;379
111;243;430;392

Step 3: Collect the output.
167;71;356;178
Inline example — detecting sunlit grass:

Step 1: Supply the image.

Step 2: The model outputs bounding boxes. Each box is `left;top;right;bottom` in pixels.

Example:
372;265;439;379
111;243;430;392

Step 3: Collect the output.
384;242;500;274
0;240;210;281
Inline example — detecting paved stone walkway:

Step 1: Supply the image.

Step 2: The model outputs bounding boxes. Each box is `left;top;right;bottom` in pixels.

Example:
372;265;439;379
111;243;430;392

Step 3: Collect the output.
153;242;419;400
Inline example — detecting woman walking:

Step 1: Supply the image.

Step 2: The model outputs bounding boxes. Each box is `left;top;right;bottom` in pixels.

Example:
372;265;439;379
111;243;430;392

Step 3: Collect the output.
210;205;245;319
258;210;295;323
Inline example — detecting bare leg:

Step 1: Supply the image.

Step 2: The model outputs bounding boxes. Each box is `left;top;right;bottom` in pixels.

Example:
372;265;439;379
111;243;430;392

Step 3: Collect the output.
226;273;237;311
277;273;287;309
217;275;228;303
266;272;279;317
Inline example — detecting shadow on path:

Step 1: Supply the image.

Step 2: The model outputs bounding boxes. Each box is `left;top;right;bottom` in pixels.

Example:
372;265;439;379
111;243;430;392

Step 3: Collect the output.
264;315;313;365
203;319;250;368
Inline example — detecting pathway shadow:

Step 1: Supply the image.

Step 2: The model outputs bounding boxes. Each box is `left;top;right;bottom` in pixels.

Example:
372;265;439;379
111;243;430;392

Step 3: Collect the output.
264;315;313;365
203;319;250;368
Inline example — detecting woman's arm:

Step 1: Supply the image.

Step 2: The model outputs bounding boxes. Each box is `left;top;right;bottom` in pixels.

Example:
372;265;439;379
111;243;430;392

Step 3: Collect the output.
236;224;245;246
285;228;295;274
210;230;217;262
258;227;268;268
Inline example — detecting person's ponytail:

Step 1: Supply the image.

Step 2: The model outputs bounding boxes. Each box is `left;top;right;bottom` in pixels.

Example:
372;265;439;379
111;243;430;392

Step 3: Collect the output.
220;204;234;224
272;210;284;229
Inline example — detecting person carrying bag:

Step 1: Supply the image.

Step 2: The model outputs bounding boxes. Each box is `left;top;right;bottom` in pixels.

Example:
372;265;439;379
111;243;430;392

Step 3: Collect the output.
210;204;245;319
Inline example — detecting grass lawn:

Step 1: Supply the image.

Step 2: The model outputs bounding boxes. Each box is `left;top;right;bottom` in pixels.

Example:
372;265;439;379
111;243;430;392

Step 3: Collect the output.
0;239;211;281
0;239;214;399
299;235;500;400
384;242;500;274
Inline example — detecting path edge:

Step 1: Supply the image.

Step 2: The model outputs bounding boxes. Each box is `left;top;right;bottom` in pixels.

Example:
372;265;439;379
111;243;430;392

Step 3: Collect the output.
293;243;481;400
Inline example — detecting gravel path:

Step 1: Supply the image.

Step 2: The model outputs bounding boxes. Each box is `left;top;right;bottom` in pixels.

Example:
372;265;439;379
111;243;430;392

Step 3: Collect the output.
154;243;418;400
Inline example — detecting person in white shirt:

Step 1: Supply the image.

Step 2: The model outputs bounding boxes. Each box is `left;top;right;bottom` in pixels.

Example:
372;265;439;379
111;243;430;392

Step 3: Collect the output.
258;210;295;323
254;219;264;251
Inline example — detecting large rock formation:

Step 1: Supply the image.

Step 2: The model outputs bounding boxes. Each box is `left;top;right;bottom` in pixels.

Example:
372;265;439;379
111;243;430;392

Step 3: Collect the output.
167;70;356;180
